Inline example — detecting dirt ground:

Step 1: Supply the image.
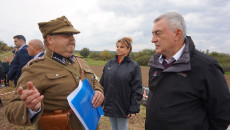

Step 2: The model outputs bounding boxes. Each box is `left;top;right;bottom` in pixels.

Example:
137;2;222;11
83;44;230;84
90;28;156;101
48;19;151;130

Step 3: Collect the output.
0;65;230;130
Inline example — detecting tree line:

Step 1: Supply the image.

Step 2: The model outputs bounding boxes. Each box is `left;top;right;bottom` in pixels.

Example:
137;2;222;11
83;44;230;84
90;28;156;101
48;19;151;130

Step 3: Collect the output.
79;47;230;72
0;40;12;53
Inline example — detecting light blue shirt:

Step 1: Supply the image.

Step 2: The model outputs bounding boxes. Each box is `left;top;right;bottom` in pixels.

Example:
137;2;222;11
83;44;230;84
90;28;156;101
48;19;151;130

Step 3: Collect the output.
28;107;41;119
33;51;43;59
19;44;26;51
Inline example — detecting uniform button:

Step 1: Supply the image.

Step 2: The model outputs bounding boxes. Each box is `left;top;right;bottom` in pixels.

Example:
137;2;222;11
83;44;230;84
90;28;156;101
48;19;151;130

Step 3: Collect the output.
56;74;59;77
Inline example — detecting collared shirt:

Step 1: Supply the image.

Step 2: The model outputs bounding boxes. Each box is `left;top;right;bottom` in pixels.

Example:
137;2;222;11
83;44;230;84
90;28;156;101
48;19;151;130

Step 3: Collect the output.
33;52;43;59
19;44;27;51
159;44;185;64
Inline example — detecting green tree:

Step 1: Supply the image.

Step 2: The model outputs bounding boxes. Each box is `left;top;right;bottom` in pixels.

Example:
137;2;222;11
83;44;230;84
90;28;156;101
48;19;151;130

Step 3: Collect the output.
134;49;155;66
136;55;152;66
137;49;155;58
79;47;90;58
89;52;100;59
100;50;112;61
0;40;10;52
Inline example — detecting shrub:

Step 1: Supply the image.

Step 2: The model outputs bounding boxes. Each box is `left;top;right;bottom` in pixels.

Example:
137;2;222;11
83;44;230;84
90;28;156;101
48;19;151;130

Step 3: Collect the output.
100;50;113;61
89;52;100;60
79;47;90;58
136;55;152;66
220;63;230;72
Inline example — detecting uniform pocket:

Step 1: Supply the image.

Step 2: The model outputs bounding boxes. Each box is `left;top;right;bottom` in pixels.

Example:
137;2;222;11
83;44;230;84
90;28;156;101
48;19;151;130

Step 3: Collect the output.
46;71;69;79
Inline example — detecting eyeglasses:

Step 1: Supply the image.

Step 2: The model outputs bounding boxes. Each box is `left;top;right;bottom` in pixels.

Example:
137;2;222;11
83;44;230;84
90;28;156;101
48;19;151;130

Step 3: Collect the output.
50;33;74;38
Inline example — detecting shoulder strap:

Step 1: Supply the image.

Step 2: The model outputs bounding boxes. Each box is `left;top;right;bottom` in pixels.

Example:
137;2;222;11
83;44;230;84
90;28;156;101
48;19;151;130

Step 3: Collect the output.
76;57;85;81
44;55;82;79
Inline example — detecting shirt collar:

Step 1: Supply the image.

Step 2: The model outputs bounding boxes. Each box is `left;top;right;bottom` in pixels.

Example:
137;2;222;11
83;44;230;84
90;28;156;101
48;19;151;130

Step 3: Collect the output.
19;44;26;51
159;44;185;64
33;51;43;59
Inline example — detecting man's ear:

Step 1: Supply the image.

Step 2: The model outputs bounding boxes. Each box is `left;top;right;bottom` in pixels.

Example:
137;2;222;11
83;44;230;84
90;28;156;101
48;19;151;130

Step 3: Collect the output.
174;28;182;41
46;35;54;45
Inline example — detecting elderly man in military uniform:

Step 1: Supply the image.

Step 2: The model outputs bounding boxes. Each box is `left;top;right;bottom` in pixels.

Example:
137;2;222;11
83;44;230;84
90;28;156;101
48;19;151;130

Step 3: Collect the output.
5;16;104;130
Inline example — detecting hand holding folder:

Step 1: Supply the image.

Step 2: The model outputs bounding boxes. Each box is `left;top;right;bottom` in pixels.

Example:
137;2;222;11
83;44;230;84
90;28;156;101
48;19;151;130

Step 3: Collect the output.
67;79;104;130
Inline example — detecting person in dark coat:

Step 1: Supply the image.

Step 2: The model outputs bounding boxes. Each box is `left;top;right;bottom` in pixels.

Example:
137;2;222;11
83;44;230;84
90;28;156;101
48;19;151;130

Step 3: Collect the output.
100;37;143;130
0;61;5;87
3;56;10;86
145;12;230;130
7;35;32;86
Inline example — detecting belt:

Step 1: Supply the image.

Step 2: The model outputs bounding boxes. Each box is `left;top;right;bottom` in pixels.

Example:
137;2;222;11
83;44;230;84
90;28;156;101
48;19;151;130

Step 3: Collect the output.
42;109;72;115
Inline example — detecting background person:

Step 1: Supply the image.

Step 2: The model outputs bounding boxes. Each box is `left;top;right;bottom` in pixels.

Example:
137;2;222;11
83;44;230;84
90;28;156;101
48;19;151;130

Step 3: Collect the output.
3;56;10;87
7;35;32;86
0;60;4;88
100;37;143;130
27;39;44;58
145;12;230;130
5;16;104;130
12;46;19;57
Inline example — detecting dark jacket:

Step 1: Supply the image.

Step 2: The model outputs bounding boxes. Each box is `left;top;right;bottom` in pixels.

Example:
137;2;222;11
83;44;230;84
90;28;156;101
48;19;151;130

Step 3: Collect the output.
3;62;9;73
0;61;4;80
145;36;230;130
100;55;143;118
7;45;32;85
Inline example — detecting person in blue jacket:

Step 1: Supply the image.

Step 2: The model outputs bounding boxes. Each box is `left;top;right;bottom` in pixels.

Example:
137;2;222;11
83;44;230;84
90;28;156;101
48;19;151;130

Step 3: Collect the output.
7;35;32;86
100;37;143;130
146;12;230;130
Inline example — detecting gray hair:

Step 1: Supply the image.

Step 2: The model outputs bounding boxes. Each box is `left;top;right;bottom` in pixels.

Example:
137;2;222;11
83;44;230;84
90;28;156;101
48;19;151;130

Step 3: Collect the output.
154;12;187;40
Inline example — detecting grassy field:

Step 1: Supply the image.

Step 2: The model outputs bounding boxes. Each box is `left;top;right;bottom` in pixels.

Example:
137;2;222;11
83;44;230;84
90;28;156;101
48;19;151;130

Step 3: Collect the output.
0;51;11;60
85;58;108;66
225;72;230;75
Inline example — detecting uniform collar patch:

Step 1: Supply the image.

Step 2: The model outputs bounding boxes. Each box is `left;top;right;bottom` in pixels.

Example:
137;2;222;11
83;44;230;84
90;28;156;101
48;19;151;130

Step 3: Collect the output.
51;52;75;65
69;55;75;63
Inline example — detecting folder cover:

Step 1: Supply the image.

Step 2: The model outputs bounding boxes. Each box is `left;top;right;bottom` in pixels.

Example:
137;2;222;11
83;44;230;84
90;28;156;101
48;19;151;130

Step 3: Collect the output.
67;79;104;130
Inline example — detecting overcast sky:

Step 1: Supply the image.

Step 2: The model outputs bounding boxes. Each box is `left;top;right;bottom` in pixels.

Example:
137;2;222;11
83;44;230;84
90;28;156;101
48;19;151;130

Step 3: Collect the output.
0;0;229;53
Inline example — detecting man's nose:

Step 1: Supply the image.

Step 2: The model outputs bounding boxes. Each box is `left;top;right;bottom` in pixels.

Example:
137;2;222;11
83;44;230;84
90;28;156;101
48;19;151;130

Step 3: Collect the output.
151;35;157;43
69;35;75;40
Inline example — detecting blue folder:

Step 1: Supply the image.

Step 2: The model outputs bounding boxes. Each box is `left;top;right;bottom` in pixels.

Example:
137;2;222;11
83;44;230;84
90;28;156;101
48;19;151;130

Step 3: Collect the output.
67;79;104;130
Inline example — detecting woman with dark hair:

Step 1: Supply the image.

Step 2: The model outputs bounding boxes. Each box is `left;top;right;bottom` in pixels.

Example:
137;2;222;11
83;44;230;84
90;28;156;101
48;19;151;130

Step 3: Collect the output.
100;37;143;130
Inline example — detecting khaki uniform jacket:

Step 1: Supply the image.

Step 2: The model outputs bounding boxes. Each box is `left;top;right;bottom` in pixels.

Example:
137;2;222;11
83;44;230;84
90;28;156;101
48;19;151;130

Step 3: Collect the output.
5;49;104;130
